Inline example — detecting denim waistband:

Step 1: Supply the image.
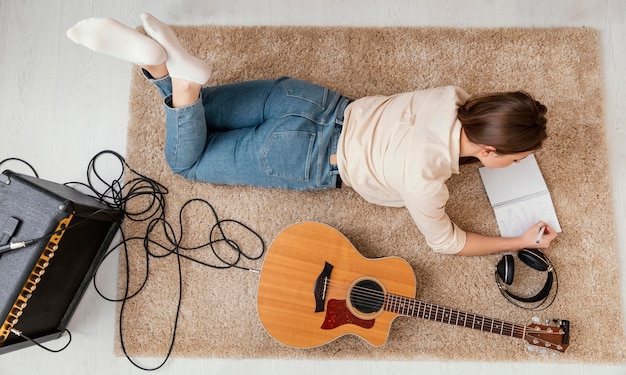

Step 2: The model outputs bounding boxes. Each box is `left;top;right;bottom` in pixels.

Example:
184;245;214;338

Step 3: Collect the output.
334;96;353;126
329;96;352;188
329;96;352;157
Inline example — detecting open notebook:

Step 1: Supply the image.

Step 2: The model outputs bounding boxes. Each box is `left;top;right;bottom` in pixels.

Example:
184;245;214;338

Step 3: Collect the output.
478;154;561;237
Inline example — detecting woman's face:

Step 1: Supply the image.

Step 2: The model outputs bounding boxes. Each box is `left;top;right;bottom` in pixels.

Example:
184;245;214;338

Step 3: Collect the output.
478;150;534;169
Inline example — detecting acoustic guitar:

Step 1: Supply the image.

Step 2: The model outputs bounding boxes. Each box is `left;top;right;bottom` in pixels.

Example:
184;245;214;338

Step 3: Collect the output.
257;221;570;352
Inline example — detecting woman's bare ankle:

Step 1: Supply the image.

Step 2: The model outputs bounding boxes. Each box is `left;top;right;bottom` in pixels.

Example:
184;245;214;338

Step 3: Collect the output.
171;78;201;108
143;63;169;79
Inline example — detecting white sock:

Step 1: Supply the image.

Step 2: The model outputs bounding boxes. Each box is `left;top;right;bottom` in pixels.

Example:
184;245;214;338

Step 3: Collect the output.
140;13;212;84
66;18;166;66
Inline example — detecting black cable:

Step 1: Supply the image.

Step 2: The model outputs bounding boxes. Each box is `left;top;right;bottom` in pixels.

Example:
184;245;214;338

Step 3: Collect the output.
80;150;266;371
9;328;72;353
0;157;39;178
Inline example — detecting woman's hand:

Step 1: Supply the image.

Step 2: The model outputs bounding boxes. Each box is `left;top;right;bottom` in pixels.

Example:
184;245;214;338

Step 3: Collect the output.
519;220;558;249
457;221;559;256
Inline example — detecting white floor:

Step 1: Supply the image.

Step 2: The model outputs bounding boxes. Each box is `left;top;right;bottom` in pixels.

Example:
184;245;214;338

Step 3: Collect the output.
1;1;625;374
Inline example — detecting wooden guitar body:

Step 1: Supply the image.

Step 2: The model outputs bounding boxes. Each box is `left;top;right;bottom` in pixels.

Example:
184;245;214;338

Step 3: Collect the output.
257;221;415;348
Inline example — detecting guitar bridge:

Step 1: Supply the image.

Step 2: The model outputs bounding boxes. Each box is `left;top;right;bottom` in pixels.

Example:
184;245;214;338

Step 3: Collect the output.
313;262;333;312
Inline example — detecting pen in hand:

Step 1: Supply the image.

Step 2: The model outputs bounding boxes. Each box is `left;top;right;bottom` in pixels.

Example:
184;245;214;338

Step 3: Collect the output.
535;225;546;244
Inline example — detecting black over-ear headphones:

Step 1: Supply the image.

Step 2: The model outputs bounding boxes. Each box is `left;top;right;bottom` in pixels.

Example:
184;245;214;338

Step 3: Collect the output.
495;248;558;310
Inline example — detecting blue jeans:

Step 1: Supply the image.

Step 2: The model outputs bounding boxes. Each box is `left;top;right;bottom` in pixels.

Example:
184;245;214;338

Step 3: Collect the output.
145;71;350;190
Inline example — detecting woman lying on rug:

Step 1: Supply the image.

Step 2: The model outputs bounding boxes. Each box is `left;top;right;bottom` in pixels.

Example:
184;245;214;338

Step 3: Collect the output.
66;13;558;256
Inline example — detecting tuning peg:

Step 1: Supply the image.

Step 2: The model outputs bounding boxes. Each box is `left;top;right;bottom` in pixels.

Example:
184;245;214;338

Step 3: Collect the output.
530;316;555;326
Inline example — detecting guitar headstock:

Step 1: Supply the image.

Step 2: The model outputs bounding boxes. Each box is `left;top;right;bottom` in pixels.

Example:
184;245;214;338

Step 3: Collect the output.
524;319;570;353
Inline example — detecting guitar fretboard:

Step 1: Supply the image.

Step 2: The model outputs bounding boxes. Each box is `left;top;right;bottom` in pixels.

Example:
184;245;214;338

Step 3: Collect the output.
384;294;526;339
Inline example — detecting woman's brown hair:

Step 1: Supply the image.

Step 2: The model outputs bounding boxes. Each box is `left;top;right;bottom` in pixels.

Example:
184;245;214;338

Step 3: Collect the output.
458;91;548;155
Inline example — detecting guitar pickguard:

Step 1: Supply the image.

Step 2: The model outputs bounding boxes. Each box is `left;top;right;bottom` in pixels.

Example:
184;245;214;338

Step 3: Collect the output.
321;299;375;330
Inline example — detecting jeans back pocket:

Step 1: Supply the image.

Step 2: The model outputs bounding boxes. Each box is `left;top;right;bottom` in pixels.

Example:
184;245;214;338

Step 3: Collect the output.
260;130;316;181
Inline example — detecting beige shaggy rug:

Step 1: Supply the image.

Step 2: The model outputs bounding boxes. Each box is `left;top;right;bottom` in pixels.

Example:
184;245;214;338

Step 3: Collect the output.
118;26;626;363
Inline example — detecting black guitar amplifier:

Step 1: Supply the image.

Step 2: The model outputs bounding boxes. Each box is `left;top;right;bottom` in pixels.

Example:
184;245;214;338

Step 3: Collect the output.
0;170;123;354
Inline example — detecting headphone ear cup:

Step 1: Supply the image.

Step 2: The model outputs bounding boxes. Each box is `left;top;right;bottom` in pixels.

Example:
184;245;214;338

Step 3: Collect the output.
518;248;549;272
496;254;514;285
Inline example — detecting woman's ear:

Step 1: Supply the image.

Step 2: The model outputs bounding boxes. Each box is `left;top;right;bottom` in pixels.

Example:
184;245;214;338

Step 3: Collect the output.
480;145;497;156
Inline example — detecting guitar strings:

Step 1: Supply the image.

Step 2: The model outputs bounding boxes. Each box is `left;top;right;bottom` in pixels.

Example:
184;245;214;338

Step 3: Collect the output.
326;276;564;349
323;277;531;336
328;277;566;343
327;277;566;347
323;278;563;351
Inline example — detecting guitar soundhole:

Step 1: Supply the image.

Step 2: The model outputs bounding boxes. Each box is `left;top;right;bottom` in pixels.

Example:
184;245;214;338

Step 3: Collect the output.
350;279;384;314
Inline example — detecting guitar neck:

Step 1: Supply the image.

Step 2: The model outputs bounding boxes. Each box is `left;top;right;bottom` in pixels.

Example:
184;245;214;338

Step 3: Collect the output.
385;294;525;339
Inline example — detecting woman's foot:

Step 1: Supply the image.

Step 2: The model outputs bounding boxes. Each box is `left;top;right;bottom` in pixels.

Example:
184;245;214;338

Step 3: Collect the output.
140;13;212;85
66;17;166;66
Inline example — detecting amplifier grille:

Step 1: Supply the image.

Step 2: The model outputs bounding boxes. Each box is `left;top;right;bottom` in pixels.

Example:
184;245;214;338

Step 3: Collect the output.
0;214;73;345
